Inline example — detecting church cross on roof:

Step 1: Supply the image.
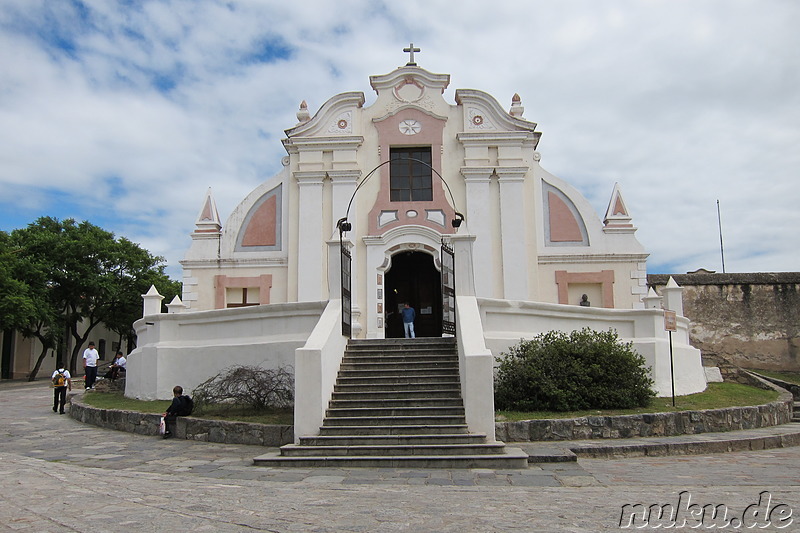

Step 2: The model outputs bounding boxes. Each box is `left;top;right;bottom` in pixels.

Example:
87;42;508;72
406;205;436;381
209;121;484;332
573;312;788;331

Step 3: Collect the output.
403;43;420;66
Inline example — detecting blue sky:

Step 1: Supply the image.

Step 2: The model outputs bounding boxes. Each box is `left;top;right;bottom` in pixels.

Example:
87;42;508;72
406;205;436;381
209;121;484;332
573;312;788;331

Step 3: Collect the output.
1;0;798;278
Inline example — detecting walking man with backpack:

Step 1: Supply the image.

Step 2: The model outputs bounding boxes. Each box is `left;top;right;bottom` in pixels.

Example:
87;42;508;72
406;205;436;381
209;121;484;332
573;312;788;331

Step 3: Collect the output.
51;367;72;414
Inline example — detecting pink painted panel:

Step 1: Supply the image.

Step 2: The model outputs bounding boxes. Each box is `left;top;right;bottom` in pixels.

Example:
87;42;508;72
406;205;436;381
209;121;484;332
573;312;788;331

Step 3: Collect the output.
548;191;583;242
241;195;277;247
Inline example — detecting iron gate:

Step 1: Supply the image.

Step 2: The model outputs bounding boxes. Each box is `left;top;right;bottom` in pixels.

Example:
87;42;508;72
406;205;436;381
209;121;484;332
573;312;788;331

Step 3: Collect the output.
441;240;456;335
341;243;352;337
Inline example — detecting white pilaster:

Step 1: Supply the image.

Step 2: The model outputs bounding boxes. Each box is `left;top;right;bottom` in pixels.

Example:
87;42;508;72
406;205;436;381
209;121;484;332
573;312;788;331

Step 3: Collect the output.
330;169;361;310
296;171;326;301
450;233;477;297
496;168;529;300
462;168;493;298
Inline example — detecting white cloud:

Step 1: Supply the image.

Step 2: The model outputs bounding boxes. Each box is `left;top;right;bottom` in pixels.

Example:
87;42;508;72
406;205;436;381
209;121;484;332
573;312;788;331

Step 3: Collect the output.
0;0;798;278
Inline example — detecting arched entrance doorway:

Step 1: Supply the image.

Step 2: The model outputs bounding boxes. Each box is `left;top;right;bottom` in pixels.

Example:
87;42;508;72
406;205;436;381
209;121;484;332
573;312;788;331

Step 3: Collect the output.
385;251;442;338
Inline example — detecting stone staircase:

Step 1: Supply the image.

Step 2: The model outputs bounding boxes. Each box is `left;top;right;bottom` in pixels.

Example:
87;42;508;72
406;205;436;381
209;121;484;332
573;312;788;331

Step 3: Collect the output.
254;337;528;468
794;402;800;423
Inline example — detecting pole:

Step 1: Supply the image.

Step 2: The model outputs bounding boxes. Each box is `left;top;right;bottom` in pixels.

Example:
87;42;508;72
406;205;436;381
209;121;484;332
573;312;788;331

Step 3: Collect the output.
717;200;726;274
669;330;675;407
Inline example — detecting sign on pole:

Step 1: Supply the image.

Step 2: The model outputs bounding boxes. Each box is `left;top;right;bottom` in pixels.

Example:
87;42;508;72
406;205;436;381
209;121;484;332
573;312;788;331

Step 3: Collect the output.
664;309;677;406
664;310;677;332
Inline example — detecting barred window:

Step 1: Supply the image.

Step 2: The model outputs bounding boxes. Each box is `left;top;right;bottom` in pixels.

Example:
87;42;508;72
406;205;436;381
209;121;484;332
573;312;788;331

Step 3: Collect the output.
390;147;432;202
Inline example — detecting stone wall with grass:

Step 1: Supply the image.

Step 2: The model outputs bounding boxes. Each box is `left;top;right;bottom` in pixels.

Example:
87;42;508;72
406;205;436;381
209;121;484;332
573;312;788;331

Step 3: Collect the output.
69;396;293;446
495;383;793;442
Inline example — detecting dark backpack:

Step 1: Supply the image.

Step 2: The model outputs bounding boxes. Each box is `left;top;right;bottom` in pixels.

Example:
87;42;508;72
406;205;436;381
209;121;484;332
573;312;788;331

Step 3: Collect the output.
179;395;194;416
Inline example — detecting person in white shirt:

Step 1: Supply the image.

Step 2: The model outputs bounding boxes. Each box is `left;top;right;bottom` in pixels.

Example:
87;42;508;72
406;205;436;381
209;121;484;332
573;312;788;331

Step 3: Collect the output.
107;351;127;381
51;367;72;414
83;341;100;390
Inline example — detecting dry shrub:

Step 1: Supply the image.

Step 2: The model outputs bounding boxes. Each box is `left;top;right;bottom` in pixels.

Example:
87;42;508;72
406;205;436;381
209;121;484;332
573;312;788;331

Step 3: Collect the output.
192;365;294;414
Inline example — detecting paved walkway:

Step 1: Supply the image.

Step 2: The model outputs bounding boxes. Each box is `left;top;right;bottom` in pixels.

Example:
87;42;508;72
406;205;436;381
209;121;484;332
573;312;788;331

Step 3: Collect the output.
1;380;798;531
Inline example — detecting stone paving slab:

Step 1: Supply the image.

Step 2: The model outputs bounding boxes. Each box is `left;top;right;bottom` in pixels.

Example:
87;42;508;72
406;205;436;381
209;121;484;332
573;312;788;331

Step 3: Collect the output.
2;380;799;531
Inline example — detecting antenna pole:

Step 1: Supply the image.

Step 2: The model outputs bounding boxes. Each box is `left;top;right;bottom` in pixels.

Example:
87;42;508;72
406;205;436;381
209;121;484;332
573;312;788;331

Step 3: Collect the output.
717;200;726;273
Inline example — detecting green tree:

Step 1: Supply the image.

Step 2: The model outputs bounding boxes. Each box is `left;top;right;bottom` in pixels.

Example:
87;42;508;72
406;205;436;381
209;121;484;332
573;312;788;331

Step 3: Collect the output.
0;231;38;332
10;217;179;377
2;229;64;379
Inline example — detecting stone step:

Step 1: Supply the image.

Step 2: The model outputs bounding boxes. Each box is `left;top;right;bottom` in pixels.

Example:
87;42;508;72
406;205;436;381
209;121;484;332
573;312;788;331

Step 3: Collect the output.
278;442;508;457
298;433;488;446
322;415;467;426
318;424;470;436
348;338;456;347
332;389;462;401
344;350;457;359
257;337;527;469
336;375;460;385
342;348;458;361
330;398;465;409
338;367;459;378
253;448;529;469
334;382;461;393
326;406;466;418
345;347;457;355
345;345;457;356
340;359;459;369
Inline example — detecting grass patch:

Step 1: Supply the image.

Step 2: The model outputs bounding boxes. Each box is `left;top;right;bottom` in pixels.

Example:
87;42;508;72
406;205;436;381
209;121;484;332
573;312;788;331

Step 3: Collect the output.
82;391;293;425
495;382;779;421
750;369;800;386
82;392;171;414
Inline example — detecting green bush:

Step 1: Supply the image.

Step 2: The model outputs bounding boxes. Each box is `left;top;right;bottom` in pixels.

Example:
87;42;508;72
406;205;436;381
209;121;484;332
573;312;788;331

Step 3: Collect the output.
494;328;656;412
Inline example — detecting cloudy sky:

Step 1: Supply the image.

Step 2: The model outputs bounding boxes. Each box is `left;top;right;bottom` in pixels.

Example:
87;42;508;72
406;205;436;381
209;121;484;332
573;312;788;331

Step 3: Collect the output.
1;0;798;278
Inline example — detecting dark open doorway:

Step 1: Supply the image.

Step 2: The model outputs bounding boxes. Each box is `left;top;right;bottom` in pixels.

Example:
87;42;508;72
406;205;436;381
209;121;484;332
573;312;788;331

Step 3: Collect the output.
385;251;442;338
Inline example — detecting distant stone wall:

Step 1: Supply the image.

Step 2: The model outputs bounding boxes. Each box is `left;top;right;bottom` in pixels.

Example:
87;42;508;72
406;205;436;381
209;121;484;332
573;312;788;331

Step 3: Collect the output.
648;272;800;371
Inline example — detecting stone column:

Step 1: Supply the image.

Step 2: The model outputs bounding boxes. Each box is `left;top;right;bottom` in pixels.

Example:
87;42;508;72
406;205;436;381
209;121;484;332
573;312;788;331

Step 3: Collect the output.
496;168;529;300
295;171;326;301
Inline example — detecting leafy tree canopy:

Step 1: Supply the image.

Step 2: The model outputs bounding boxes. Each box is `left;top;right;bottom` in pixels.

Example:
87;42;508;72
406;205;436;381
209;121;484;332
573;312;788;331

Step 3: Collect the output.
7;217;180;377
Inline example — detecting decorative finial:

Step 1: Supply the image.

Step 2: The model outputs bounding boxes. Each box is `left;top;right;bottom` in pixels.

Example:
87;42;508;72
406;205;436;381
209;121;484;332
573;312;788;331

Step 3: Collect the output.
403;43;420;66
510;93;524;117
296;100;310;123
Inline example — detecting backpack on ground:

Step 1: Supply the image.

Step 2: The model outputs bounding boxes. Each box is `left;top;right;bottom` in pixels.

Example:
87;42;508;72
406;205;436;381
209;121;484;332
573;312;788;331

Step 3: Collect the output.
52;371;66;388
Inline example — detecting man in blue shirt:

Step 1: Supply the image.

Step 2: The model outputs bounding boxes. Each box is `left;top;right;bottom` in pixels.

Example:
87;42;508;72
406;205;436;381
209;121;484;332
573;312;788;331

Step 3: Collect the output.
401;303;416;339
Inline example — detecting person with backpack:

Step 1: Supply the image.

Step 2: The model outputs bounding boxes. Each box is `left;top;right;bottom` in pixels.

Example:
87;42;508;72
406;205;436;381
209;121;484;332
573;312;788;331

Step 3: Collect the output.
161;385;193;439
51;367;72;414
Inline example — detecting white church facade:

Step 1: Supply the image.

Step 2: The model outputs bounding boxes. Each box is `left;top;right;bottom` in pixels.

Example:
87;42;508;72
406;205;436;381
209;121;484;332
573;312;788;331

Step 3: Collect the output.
126;50;706;442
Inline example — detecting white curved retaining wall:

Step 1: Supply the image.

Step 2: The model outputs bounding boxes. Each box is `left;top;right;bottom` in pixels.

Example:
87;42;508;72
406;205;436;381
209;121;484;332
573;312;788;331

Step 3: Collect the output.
126;301;327;400
476;298;708;397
